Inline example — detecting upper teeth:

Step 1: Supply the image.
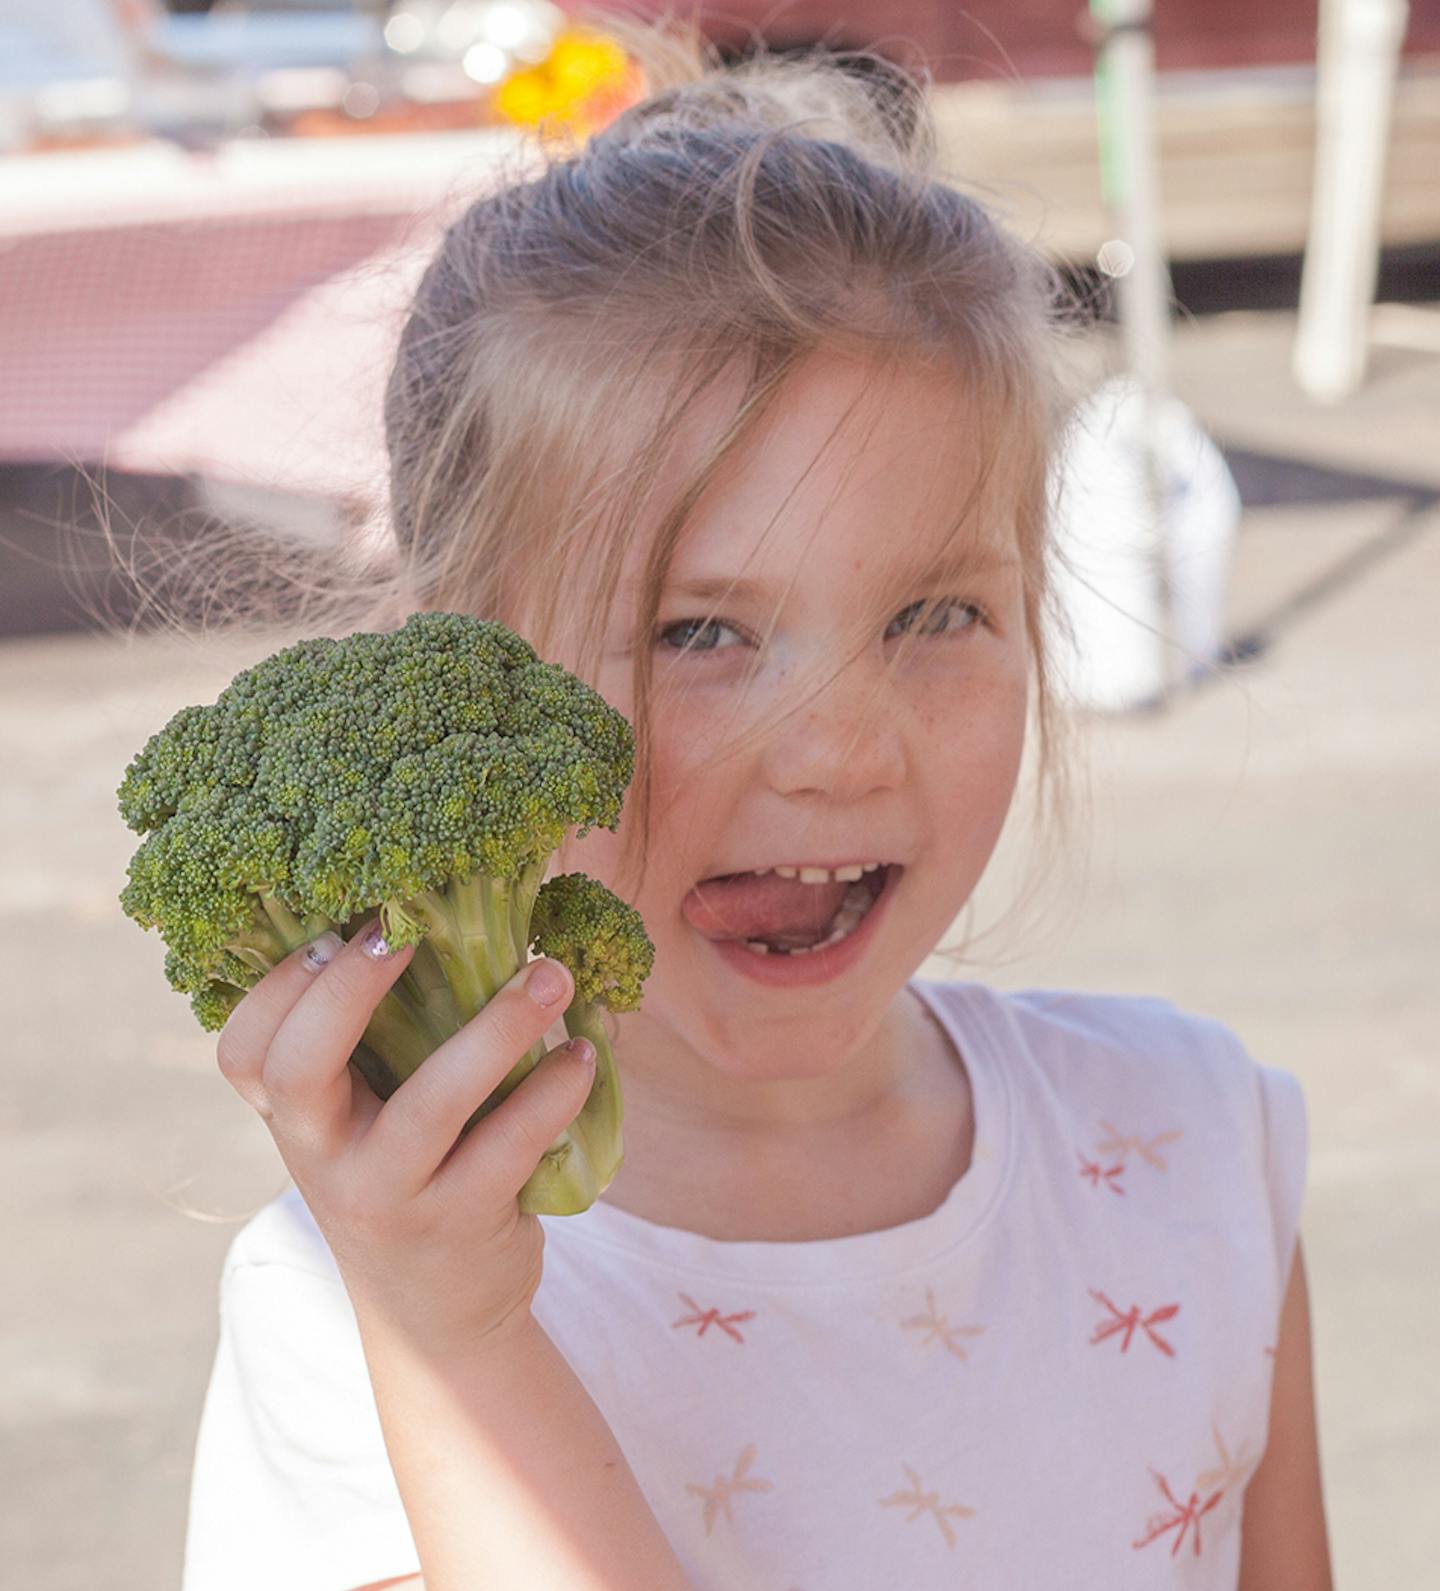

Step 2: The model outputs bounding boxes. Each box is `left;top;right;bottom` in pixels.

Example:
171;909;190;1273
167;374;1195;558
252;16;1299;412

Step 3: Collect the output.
751;863;884;883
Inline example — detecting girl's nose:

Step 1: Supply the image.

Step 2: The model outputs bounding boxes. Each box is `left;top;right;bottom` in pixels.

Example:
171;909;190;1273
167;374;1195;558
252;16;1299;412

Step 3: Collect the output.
758;653;907;802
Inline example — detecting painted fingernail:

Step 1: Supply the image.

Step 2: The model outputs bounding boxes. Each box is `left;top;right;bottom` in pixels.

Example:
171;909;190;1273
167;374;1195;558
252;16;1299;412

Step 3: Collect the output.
566;1038;597;1069
361;921;398;959
525;957;570;1008
303;932;344;972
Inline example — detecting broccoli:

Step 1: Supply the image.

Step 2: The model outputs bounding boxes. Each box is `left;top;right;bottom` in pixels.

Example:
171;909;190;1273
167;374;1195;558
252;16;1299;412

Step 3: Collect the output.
117;610;653;1216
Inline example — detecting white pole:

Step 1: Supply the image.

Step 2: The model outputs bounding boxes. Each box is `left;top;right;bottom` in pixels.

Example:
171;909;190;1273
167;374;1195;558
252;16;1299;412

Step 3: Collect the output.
1293;0;1410;402
1089;0;1179;700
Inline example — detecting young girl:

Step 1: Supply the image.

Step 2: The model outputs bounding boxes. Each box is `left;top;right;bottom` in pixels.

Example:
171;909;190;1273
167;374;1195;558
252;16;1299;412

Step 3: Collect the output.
180;23;1332;1591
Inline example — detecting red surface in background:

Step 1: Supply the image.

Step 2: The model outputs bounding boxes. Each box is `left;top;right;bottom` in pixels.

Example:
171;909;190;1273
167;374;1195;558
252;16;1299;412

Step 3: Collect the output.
0;214;404;460
556;0;1440;82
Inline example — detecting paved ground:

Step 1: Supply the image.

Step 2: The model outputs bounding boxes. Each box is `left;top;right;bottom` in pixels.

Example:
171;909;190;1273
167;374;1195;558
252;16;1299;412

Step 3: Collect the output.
3;306;1437;1589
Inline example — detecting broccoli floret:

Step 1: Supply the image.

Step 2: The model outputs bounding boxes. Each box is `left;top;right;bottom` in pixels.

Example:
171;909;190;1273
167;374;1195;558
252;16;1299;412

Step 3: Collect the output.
117;611;653;1215
525;872;654;1213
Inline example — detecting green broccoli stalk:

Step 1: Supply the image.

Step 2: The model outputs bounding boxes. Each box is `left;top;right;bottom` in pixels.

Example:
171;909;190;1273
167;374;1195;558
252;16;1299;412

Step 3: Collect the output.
117;611;654;1216
524;872;651;1214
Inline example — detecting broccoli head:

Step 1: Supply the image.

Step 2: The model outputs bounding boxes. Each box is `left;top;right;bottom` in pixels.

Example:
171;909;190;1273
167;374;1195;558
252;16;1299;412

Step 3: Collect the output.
117;610;653;1215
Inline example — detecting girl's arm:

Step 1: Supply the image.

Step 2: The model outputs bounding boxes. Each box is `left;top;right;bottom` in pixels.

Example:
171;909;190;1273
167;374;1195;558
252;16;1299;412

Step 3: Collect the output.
212;932;689;1591
356;1308;691;1591
1237;1237;1335;1591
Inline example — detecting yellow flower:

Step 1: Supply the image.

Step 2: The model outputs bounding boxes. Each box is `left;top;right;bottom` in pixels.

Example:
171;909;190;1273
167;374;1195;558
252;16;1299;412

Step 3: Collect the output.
493;26;636;134
494;74;551;125
550;33;627;99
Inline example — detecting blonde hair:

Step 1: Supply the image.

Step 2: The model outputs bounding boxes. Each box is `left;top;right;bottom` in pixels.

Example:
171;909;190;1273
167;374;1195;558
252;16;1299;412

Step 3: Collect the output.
117;10;1092;966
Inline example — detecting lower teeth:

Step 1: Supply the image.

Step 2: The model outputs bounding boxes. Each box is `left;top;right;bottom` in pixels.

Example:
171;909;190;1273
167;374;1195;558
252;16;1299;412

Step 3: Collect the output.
742;881;876;957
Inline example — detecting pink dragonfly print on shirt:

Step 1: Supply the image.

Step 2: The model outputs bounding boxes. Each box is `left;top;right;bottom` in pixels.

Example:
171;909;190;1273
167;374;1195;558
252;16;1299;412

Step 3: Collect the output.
685;1444;773;1534
671;1293;757;1343
900;1287;987;1361
878;1463;977;1548
1096;1120;1183;1171
1088;1289;1180;1356
1132;1466;1224;1557
1077;1149;1127;1194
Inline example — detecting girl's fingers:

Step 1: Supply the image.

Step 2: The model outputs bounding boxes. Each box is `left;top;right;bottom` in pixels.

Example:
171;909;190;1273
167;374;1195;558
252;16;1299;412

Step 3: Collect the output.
215;931;348;1111
222;922;415;1149
357;957;574;1195
433;1036;597;1207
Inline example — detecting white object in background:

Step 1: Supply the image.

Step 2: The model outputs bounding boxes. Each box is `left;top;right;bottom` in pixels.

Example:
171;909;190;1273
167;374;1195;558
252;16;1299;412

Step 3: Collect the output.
1089;0;1173;400
1049;377;1242;713
1088;0;1180;697
1293;0;1411;402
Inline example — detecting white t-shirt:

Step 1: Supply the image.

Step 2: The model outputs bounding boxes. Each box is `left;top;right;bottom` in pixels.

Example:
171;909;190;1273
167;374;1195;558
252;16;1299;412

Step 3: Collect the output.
183;979;1308;1591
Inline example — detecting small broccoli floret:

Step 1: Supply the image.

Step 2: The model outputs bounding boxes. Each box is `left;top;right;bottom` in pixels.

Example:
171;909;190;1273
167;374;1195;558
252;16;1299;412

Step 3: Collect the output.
161;945;256;1033
117;611;652;1214
522;873;654;1214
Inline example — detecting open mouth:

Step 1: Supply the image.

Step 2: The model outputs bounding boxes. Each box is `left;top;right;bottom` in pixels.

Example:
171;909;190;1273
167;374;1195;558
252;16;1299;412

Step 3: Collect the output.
694;863;902;958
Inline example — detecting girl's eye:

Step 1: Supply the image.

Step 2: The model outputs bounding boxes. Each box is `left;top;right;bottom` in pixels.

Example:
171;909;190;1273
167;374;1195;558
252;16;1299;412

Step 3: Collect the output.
656;598;985;657
656;617;744;654
885;598;985;640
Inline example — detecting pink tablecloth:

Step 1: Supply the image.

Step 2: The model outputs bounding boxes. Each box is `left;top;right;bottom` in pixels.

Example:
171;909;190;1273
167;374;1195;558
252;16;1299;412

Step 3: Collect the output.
0;129;532;502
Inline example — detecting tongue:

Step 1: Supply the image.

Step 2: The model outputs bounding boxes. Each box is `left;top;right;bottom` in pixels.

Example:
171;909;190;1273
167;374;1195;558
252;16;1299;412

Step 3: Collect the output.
682;873;848;947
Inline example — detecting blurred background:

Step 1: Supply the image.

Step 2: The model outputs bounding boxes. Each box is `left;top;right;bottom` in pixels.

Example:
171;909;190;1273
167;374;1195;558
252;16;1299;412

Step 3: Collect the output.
3;2;1437;1586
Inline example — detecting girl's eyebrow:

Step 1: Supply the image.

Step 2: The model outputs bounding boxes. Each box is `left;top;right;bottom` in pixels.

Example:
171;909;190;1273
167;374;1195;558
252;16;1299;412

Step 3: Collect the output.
665;552;1019;604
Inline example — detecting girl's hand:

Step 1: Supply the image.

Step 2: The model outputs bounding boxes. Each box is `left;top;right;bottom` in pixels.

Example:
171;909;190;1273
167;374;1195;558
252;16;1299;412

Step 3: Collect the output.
214;922;597;1357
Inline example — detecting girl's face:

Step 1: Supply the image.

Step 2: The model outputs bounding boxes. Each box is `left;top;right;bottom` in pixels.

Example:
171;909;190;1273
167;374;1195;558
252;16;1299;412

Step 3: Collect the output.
557;350;1031;1117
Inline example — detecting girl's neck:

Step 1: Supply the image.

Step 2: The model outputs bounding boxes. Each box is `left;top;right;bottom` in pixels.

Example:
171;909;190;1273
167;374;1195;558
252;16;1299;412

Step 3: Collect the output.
597;988;974;1242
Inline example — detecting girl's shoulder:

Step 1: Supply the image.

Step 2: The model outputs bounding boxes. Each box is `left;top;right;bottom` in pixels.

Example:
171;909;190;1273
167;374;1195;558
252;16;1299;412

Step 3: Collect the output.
915;976;1308;1283
917;974;1296;1111
921;974;1246;1062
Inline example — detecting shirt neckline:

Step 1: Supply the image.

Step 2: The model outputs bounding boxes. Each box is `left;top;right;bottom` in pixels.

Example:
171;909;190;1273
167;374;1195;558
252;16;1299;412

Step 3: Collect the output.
545;978;1015;1287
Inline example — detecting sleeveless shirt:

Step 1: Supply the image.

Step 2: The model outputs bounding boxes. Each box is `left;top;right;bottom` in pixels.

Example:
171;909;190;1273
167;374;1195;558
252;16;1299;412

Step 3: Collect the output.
182;978;1308;1590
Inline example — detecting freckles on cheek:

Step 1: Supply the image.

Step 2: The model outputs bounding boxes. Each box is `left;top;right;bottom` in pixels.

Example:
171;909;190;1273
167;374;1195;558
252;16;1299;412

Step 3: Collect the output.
649;694;730;798
648;738;701;813
642;730;721;876
930;704;1027;811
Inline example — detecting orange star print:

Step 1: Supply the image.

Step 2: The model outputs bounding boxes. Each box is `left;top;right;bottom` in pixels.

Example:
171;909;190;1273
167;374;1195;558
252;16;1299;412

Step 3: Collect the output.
1096;1120;1183;1170
1197;1420;1258;1493
900;1287;986;1361
878;1463;977;1549
685;1444;773;1535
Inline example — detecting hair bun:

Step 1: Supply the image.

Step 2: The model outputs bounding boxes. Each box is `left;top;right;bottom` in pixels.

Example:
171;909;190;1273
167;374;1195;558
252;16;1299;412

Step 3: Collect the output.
581;13;934;174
